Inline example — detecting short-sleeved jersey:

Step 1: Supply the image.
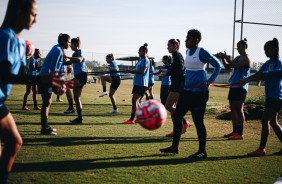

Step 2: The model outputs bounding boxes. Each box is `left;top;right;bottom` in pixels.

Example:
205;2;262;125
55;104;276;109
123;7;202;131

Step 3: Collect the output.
72;49;87;76
149;66;155;84
109;61;120;78
40;44;64;75
259;59;282;99
184;47;222;92
27;57;40;76
133;57;150;87
230;55;250;91
0;28;26;107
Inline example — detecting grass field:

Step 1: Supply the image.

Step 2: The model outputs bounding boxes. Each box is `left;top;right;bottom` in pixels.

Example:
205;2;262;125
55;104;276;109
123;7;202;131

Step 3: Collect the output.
5;80;282;184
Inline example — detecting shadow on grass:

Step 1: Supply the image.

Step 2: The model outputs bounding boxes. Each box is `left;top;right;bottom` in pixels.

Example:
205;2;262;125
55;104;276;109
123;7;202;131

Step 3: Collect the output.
13;154;250;172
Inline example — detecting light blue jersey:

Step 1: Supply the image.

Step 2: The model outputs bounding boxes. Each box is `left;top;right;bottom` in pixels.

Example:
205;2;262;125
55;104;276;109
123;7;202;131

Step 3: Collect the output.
0;28;26;107
72;50;87;76
161;64;171;85
40;44;63;75
230;55;250;91
133;57;150;87
109;61;120;78
149;66;155;84
184;47;222;92
259;59;282;99
27;57;40;76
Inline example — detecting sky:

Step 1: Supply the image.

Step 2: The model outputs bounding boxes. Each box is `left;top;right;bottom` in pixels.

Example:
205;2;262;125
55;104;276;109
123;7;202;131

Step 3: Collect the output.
0;0;281;64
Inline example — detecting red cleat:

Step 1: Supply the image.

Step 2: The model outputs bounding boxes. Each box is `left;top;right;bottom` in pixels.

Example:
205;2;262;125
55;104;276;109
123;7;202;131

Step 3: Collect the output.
246;148;266;157
122;120;135;124
33;106;41;110
223;132;236;138
228;133;243;140
22;106;30;111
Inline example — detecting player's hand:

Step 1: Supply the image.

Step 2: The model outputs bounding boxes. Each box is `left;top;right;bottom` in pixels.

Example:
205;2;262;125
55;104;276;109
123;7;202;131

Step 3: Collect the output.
41;71;65;88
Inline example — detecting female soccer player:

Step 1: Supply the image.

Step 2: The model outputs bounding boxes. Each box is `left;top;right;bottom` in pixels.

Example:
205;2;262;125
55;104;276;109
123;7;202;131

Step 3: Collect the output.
217;39;251;140
39;33;71;134
155;55;172;105
121;44;150;124
0;0;66;182
239;38;282;156
63;37;88;124
159;39;190;137
22;48;42;111
160;29;222;159
99;54;121;113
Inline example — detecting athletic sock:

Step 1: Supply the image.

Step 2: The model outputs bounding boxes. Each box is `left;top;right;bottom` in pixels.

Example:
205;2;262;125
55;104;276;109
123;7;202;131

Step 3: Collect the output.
130;113;135;121
68;98;74;110
77;108;82;120
113;104;117;110
103;86;106;92
237;124;243;135
233;123;237;133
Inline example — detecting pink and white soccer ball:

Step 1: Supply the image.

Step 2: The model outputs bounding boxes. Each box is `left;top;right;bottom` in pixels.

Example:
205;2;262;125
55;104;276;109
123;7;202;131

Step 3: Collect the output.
25;40;35;58
136;100;167;130
52;84;67;95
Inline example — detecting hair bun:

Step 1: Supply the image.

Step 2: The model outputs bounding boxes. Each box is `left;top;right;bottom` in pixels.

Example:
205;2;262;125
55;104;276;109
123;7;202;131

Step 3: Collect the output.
243;38;247;41
144;43;148;47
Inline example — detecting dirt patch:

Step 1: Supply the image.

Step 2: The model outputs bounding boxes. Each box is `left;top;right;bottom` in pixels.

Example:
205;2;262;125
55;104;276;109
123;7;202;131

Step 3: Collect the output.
216;104;265;120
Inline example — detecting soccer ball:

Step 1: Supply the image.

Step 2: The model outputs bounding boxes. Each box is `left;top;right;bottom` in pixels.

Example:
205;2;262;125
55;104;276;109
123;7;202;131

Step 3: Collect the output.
25;40;35;58
136;100;167;130
52;84;67;96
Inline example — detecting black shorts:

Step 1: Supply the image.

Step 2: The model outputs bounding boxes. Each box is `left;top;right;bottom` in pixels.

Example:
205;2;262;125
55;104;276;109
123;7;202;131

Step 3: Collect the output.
228;88;247;102
265;98;282;112
38;82;52;95
0;105;9;120
169;82;184;93
132;85;147;96
75;72;88;88
148;83;154;87
110;76;121;90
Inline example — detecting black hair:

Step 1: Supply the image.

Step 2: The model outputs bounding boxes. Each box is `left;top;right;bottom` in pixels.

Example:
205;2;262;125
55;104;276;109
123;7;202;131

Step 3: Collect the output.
1;0;36;28
237;38;248;49
162;55;172;64
149;58;155;67
139;43;148;53
187;29;202;41
34;48;40;58
71;37;81;48
58;33;70;47
106;53;114;60
265;38;279;59
168;39;180;50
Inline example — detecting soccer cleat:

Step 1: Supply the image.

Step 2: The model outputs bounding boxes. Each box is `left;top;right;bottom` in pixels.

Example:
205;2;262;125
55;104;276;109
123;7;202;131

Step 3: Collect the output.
160;145;179;154
188;151;207;159
99;91;108;97
56;98;63;102
121;120;135;124
228;133;243;140
223;132;236;138
46;126;57;132
33;106;41;110
109;109;118;114
22;106;30;111
64;108;75;114
70;118;82;124
40;128;57;135
273;148;282;155
246;148;266;157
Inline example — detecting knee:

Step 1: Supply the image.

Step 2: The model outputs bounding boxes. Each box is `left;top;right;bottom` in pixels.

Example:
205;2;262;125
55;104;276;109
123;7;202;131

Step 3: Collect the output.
109;94;114;98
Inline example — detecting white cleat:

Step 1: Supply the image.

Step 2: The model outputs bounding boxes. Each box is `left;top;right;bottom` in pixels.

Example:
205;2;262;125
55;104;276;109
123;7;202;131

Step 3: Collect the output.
99;91;108;97
109;109;118;114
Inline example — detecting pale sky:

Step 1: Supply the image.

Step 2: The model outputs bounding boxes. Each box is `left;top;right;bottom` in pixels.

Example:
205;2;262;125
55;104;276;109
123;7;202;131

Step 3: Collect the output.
0;0;281;64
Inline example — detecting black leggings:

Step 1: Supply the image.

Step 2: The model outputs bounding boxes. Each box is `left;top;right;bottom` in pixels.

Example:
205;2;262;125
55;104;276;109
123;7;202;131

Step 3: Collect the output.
172;90;209;152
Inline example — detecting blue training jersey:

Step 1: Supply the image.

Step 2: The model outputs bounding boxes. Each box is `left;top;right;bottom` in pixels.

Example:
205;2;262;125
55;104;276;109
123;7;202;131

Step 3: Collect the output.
72;49;87;76
133;57;150;86
149;66;155;84
161;64;171;85
0;28;26;107
259;59;282;100
27;57;40;76
184;47;222;92
109;61;120;78
230;55;250;91
40;44;64;75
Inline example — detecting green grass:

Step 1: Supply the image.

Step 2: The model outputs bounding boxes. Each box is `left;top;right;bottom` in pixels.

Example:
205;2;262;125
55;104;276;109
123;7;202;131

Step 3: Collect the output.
5;81;282;184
